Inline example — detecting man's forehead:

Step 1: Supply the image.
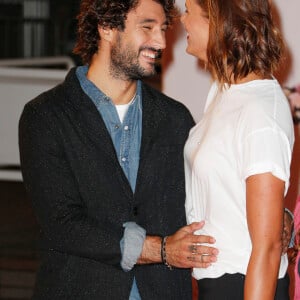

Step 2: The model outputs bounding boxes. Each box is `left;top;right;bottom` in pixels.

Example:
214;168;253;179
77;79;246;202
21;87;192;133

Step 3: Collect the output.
128;0;167;24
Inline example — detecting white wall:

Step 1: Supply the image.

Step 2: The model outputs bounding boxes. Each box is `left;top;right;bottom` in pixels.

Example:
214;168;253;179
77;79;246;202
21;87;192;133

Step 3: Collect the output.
273;0;300;87
0;68;67;180
162;0;210;122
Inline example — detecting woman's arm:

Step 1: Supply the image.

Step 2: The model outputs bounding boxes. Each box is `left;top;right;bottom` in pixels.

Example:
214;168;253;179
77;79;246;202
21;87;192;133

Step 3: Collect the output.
244;172;285;300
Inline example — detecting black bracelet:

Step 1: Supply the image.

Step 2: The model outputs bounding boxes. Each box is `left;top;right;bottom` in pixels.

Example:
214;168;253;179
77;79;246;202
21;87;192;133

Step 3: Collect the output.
161;236;173;270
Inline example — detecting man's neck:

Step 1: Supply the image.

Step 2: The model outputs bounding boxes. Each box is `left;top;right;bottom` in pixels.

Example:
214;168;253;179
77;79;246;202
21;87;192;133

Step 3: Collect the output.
87;56;138;105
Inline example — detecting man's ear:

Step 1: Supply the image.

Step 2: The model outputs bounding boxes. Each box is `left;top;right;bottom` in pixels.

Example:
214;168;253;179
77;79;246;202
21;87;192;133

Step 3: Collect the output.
98;25;115;42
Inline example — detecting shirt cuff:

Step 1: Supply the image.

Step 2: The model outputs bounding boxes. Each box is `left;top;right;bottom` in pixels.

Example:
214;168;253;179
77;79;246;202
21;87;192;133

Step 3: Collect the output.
120;222;146;272
284;208;295;248
285;207;294;220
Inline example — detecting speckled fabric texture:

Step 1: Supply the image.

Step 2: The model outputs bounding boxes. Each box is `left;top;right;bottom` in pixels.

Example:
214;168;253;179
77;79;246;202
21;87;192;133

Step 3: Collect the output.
19;68;195;299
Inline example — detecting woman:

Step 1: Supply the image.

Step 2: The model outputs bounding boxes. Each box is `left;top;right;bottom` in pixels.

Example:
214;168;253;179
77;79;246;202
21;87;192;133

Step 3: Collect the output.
181;0;294;299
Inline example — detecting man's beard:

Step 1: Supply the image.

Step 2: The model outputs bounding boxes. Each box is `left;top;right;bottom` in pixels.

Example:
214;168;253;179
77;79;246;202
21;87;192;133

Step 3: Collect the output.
110;37;160;80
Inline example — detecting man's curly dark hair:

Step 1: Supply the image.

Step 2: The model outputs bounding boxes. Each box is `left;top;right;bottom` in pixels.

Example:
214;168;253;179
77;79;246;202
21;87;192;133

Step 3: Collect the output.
73;0;176;64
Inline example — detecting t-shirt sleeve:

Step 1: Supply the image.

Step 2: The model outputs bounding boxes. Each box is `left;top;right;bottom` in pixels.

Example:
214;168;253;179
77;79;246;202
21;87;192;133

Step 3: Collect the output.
241;127;292;195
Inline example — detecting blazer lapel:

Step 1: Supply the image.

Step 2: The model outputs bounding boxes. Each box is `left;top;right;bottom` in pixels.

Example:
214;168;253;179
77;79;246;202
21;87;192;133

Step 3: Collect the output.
136;84;166;187
64;70;133;198
77;92;118;163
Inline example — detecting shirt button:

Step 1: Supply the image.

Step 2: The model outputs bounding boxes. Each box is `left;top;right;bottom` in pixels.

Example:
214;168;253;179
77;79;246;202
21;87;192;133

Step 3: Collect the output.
121;157;126;162
124;125;129;131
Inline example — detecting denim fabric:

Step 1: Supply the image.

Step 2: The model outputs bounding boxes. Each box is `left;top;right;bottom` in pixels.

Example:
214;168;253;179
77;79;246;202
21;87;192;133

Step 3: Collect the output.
76;66;142;191
120;222;146;271
129;278;142;300
76;66;143;300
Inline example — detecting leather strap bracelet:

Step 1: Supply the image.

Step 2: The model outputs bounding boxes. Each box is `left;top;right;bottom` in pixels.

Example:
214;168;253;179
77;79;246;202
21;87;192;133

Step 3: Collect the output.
161;236;173;270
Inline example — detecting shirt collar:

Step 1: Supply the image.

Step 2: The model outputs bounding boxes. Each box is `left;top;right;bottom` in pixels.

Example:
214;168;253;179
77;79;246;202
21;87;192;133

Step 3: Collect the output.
76;65;142;105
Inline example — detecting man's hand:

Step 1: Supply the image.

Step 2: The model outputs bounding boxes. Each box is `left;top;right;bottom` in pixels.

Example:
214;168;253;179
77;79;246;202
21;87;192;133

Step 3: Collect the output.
165;221;218;269
137;221;218;268
282;210;293;254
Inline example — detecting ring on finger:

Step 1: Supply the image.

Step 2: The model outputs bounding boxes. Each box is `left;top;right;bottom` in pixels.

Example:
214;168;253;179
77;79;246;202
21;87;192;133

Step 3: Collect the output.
189;244;197;254
187;256;196;262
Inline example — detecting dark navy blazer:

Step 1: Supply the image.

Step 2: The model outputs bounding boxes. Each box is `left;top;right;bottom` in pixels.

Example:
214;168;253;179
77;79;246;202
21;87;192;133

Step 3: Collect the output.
19;68;195;299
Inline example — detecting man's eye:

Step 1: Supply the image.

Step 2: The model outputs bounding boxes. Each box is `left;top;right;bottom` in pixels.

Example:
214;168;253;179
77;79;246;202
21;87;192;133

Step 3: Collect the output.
143;26;152;30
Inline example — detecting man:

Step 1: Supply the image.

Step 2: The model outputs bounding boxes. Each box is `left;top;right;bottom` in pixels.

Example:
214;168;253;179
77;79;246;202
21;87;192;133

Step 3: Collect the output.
19;0;218;299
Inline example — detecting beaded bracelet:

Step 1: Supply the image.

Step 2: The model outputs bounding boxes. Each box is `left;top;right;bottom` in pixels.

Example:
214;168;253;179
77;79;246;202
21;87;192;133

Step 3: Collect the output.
161;236;173;270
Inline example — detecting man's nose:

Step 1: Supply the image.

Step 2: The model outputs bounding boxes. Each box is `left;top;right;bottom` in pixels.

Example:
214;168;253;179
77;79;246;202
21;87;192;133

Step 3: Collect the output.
152;30;166;50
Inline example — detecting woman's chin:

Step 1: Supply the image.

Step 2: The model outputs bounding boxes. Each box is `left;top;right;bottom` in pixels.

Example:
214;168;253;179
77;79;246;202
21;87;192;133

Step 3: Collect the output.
185;47;197;58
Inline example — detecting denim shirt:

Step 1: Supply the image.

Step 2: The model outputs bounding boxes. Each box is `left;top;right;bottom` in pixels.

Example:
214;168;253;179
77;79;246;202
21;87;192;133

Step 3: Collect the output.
76;66;143;299
76;66;142;191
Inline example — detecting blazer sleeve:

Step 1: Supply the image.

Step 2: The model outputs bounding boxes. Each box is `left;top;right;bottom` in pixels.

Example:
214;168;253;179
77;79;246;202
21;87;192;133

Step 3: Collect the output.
19;102;122;267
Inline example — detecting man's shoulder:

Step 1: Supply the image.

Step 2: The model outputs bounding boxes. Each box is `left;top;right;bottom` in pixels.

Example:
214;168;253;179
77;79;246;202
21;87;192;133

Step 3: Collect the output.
141;81;195;129
141;81;191;113
24;68;78;111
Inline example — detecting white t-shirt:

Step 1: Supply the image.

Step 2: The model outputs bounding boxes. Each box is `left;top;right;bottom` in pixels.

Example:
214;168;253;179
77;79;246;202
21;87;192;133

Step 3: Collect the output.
184;79;294;280
116;103;130;123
